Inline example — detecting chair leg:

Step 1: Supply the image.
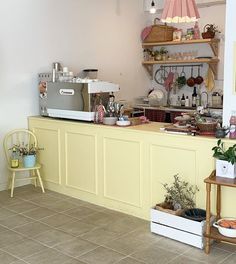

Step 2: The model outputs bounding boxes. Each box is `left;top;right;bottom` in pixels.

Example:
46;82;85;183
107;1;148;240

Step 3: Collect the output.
36;169;45;193
8;173;12;190
32;170;37;187
10;172;15;198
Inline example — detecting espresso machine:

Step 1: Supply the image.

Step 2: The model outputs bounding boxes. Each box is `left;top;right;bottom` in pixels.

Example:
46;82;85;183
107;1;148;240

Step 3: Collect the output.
38;73;120;121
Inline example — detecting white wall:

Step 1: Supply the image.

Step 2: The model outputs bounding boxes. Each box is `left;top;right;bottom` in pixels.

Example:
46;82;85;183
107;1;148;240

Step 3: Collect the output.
223;0;236;125
0;0;150;190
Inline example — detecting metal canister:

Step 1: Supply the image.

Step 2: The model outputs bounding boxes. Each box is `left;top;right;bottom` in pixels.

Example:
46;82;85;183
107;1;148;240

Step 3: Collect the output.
52;62;61;82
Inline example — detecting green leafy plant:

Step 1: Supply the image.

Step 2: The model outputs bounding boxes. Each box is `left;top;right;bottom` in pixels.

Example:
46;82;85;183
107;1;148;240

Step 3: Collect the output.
163;174;199;210
212;139;236;165
159;47;168;55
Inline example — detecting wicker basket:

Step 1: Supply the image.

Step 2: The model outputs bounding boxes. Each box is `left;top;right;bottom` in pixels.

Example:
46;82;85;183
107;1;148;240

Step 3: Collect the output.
196;122;217;132
143;18;175;43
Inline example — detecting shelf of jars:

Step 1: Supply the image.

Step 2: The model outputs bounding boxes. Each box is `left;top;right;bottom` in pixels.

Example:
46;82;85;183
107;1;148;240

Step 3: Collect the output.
142;38;220;79
142;39;220;57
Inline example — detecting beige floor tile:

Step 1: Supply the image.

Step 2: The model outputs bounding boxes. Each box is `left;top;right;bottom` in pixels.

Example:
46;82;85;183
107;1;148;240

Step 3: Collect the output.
0;214;34;229
153;237;192;254
44;190;70;200
22;207;56;220
116;257;146;264
0;208;17;220
63;258;87;264
24;248;72;264
0;230;25;248
80;227;121;245
10;260;28;264
65;206;97;220
0;196;24;207
14;190;46;200
80;211;119;227
0;224;8;233
102;216;148;235
82;202;107;212
183;246;231;264
30;194;62;206
213;242;236;253
54;237;98;257
58;220;96;236
39;213;75;227
11;260;28;264
221;253;236;264
0;249;19;264
42;200;78;213
131;243;177;264
3;238;47;259
78;246;125;264
104;235;153;255
34;229;75;247
5;201;39;213
168;254;207;264
121;226;163;244
13;221;51;238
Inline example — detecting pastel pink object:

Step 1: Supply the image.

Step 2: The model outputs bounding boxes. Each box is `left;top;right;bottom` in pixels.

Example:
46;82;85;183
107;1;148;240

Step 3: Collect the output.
161;0;200;23
141;26;152;41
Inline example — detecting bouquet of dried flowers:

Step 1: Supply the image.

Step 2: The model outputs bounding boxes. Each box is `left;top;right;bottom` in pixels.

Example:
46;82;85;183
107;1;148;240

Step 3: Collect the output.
9;143;43;156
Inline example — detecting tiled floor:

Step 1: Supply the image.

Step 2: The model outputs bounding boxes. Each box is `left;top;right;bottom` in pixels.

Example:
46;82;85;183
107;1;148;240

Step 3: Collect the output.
0;186;236;264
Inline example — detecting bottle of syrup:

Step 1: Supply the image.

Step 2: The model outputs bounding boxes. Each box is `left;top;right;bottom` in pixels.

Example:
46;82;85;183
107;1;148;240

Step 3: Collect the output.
181;94;185;107
192;87;197;107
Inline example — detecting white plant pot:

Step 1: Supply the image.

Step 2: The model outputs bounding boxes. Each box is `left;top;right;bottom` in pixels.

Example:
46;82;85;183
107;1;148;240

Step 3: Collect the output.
216;159;236;179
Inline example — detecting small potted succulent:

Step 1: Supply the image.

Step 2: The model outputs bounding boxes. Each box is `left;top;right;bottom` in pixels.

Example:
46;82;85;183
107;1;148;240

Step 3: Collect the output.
212;139;236;178
159;47;168;61
202;24;221;39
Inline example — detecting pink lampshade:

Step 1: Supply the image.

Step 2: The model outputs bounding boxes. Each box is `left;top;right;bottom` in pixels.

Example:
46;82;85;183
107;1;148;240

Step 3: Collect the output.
161;0;200;23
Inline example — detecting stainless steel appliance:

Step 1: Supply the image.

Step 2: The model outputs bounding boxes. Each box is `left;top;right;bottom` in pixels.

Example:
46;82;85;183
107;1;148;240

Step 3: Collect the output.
38;73;120;121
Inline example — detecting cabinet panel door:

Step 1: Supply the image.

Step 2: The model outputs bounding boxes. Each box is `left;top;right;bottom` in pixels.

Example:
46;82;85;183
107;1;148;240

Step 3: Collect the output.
150;144;196;206
33;127;61;185
65;131;97;195
103;137;142;207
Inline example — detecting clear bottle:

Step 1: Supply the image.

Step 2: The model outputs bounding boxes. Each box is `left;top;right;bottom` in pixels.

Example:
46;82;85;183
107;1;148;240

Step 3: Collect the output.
229;111;236;139
11;147;19;168
185;96;190;107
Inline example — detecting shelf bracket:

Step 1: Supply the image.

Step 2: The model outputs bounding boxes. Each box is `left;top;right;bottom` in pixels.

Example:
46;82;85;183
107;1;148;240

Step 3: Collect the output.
143;64;153;79
210;41;219;57
208;62;218;80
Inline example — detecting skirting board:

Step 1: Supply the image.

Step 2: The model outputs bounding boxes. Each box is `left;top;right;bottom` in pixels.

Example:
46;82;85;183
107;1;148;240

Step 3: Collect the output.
0;179;31;192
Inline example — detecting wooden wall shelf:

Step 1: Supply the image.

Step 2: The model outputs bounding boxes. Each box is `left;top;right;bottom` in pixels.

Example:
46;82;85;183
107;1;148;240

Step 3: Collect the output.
142;39;220;79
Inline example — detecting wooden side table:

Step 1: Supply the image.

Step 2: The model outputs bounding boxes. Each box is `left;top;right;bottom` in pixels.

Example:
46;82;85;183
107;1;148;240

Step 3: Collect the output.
204;170;236;254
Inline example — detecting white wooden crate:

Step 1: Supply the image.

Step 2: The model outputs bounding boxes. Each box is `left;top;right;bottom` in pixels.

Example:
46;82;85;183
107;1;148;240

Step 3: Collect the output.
150;208;215;249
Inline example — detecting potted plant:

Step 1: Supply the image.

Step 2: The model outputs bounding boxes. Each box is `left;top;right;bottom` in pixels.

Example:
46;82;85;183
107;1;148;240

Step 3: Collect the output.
155;174;199;215
159;47;168;60
11;143;43;168
212;139;236;178
202;24;221;39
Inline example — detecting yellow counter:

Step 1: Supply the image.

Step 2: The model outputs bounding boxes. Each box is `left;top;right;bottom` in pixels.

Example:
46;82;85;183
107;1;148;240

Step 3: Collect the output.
28;116;236;220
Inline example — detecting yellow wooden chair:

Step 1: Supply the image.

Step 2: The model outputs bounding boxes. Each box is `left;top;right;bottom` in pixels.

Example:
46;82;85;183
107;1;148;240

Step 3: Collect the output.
3;129;45;197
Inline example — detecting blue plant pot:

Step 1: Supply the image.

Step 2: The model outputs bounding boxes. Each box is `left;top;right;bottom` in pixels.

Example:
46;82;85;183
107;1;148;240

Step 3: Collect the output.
23;155;36;168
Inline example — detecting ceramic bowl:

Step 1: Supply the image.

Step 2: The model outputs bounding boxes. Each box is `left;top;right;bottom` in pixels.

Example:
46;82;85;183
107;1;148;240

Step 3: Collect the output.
103;117;117;126
116;120;131;126
213;218;236;237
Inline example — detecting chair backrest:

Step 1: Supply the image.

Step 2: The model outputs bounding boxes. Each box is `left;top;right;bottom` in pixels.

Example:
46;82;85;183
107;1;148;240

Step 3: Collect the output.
3;129;38;165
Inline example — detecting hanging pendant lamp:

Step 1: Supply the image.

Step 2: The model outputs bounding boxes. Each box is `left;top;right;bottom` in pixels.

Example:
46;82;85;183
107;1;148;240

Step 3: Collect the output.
161;0;200;23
